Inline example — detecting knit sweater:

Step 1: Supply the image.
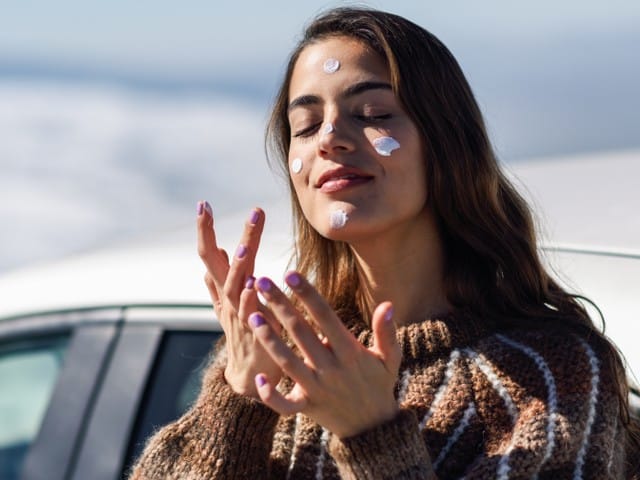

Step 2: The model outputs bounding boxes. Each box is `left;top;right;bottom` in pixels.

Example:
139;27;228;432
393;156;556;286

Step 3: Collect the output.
129;313;627;479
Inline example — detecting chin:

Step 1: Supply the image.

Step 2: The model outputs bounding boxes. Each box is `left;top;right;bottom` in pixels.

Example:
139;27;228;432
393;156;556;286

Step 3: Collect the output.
316;222;372;244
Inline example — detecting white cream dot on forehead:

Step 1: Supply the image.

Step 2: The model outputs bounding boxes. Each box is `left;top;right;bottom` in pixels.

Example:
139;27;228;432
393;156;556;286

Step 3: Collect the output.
291;157;303;174
323;58;340;74
372;136;401;156
329;209;348;229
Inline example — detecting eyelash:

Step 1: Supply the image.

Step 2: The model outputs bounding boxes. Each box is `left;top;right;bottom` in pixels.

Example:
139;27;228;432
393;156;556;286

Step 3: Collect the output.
292;123;321;138
292;114;392;138
358;113;392;123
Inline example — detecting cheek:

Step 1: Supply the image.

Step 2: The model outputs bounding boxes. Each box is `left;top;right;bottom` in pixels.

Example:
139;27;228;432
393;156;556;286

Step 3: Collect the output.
371;136;401;156
290;157;303;174
288;155;309;201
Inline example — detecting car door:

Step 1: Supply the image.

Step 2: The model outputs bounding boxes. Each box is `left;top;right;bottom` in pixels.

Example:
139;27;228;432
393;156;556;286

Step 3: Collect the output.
0;308;122;480
66;306;220;480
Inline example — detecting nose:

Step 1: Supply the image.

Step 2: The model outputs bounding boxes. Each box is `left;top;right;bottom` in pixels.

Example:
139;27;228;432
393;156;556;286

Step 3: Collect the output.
317;116;356;157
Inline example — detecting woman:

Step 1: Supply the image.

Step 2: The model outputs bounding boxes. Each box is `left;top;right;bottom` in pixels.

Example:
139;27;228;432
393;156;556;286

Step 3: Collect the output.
130;7;638;479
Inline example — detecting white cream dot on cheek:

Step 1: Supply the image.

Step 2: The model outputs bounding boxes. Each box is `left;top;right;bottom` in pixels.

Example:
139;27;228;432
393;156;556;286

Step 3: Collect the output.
291;157;303;174
372;136;401;156
329;209;348;229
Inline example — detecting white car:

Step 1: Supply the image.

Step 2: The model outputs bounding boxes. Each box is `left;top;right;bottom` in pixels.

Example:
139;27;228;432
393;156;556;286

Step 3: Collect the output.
0;151;638;480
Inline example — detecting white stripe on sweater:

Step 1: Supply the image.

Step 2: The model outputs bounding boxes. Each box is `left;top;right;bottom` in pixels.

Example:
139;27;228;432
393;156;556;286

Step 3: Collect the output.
573;337;600;480
419;349;460;430
465;345;519;479
397;368;412;404
433;401;476;470
464;348;518;424
496;334;559;475
286;413;302;479
607;418;618;475
315;428;330;480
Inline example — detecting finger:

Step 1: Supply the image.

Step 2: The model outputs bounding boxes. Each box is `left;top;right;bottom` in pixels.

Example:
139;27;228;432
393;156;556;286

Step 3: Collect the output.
249;312;317;384
240;276;282;333
240;208;263;276
204;272;222;317
254;277;329;365
283;271;357;357
197;201;229;291
238;276;260;326
224;208;265;301
371;302;401;373
255;374;307;415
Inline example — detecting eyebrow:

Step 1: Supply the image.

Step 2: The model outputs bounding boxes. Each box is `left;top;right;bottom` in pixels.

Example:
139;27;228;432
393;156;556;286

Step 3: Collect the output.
288;81;392;112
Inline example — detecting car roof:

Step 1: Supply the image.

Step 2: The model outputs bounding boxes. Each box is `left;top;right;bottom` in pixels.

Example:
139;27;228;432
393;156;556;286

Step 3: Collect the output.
506;148;640;255
0;202;293;320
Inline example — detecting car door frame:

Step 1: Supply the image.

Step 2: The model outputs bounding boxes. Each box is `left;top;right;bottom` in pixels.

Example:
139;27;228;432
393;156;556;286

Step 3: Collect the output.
7;308;124;480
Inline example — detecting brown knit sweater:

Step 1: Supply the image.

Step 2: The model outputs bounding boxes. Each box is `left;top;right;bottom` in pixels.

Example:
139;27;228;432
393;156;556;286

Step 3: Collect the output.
129;314;627;479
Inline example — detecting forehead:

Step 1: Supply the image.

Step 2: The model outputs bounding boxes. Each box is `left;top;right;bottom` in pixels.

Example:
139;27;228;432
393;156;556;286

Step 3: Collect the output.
289;36;389;95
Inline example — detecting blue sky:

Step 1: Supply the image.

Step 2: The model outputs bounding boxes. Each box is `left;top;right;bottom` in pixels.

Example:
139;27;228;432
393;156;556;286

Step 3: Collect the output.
2;0;639;158
3;1;639;69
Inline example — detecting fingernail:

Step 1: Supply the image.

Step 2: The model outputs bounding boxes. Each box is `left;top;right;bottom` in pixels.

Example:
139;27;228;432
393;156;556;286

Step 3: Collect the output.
245;276;255;289
249;209;259;225
285;271;301;288
256;373;267;388
384;306;394;323
204;201;213;216
197;201;204;216
236;244;247;259
256;277;272;292
249;312;266;328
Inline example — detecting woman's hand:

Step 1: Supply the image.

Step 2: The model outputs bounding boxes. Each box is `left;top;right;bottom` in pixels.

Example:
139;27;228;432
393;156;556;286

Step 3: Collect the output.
196;201;282;397
248;271;401;439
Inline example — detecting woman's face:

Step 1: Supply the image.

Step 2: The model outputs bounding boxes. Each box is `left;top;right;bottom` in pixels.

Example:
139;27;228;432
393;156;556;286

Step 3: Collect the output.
287;36;429;242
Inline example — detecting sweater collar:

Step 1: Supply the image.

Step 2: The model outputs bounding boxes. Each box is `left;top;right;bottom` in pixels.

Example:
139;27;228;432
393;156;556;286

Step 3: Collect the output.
344;311;493;364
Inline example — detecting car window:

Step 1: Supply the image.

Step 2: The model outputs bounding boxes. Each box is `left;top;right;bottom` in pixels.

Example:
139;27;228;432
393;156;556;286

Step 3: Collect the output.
0;335;70;480
122;331;220;476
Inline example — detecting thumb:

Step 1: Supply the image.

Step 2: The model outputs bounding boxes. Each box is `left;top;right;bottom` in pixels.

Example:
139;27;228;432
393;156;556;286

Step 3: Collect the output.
371;302;401;373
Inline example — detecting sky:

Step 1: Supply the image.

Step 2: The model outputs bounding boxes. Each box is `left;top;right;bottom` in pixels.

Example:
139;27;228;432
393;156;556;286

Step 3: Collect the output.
2;1;638;157
1;0;639;272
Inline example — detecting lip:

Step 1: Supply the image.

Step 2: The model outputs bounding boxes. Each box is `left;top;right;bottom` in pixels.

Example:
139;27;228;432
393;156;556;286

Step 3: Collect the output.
315;166;374;193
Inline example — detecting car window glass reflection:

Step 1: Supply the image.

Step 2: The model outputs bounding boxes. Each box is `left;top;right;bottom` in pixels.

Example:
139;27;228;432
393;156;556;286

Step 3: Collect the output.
0;335;70;480
122;331;220;477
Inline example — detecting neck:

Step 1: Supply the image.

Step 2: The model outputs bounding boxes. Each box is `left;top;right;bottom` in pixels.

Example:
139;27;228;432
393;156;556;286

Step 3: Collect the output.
349;208;450;326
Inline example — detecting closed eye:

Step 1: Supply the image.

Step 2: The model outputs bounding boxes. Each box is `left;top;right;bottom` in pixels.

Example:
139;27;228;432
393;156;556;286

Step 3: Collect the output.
292;122;321;138
357;114;392;123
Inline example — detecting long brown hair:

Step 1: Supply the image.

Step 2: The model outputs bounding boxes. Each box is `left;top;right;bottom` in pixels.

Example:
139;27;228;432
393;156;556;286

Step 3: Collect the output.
265;7;639;470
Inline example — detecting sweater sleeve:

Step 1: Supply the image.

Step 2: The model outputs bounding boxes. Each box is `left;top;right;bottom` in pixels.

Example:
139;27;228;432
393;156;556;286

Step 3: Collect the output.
128;366;280;480
328;408;438;480
464;331;625;479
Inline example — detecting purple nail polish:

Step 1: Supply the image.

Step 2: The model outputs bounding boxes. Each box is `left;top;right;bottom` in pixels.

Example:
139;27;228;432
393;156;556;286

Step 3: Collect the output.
236;244;247;259
245;276;255;289
249;312;266;328
256;374;267;388
249;209;259;225
204;201;213;216
197;201;204;215
384;306;394;322
256;277;272;292
285;271;301;288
